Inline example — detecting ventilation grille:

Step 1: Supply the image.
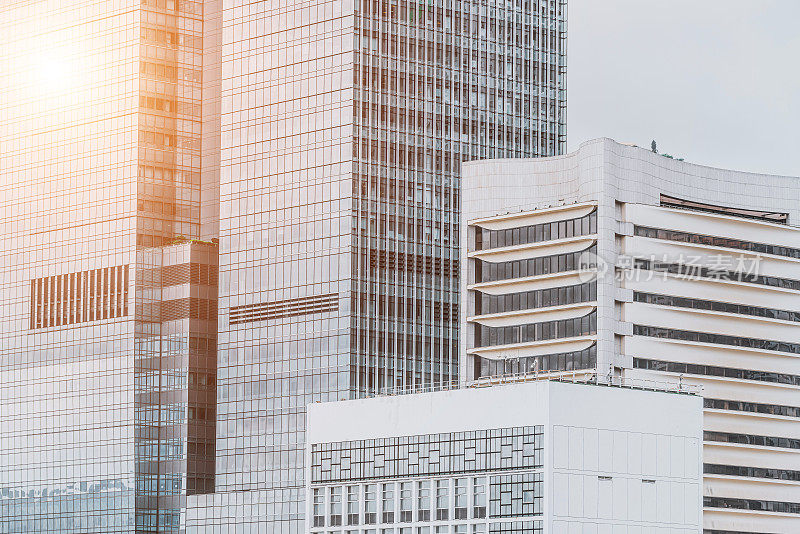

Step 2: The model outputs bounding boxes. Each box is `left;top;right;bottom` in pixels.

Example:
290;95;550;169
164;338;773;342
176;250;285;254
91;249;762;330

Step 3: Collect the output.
30;265;129;329
230;293;339;325
368;249;458;276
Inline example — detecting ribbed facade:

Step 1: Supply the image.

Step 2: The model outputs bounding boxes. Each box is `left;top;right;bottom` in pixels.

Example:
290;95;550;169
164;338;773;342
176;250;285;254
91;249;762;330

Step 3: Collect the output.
199;0;566;531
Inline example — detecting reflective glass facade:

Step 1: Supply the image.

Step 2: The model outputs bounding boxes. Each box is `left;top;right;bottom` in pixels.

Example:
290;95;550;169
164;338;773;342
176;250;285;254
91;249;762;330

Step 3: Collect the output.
207;0;566;531
0;1;218;532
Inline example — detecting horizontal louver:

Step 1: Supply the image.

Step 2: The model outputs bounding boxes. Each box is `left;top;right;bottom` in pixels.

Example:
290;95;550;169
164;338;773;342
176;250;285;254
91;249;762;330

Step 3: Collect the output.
230;293;339;325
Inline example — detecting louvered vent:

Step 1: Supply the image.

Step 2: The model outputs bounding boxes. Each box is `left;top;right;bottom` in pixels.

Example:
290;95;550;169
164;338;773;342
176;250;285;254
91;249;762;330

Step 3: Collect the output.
230;293;339;325
30;265;129;329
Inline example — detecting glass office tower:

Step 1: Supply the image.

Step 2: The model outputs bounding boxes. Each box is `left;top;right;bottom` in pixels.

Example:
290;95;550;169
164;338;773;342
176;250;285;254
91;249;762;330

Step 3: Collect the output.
0;1;218;532
204;0;567;531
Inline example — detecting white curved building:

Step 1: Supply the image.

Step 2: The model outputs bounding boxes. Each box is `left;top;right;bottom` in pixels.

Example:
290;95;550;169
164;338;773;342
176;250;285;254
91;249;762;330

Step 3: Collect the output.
461;138;800;534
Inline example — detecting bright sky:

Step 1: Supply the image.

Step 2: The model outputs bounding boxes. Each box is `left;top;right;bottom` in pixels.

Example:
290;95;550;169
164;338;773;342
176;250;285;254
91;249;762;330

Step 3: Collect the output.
567;0;800;177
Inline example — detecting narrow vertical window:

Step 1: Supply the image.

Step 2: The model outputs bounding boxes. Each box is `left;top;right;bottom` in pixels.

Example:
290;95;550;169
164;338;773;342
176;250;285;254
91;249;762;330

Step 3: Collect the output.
364;484;377;524
435;479;449;520
312;487;325;527
399;482;412;522
382;482;395;523
347;485;360;525
473;476;486;518
417;480;431;521
454;478;468;519
330;486;342;526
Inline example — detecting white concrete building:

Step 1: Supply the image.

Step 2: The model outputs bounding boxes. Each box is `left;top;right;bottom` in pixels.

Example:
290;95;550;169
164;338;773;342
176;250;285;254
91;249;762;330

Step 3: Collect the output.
460;138;800;534
306;379;703;534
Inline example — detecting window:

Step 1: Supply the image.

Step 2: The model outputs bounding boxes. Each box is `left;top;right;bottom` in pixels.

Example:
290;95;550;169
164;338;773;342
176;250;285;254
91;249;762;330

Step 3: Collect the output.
704;431;800;450
435;479;449;520
489;473;542;518
634;291;800;323
705;398;800;418
454;478;468;519
476;245;597;283
633;258;800;291
475;312;597;348
475;210;597;250
365;484;377;524
313;488;325;527
347;485;360;525
704;496;800;514
473;477;487;518
311;427;543;483
417;481;431;520
704;464;800;482
330;486;342;526
635;225;800;260
635;325;800;355
382;483;395;523
477;282;596;315
634;357;800;386
400;482;413;522
660;194;788;224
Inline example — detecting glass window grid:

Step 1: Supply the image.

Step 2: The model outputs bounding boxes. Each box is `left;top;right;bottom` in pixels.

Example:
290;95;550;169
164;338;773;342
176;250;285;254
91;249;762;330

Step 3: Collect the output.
635;324;800;355
476;245;597;283
348;0;567;400
475;210;597;251
488;473;542;518
704;463;800;483
633;258;800;292
210;0;566;529
704;431;800;450
311;427;544;532
635;225;800;260
312;526;541;534
311;471;543;532
311;427;543;483
475;345;597;378
474;312;597;348
704;398;800;419
475;282;596;316
634;357;800;387
634;291;800;324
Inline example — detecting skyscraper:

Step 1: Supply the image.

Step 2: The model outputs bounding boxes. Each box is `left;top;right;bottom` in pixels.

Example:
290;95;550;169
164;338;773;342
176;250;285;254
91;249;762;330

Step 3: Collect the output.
192;0;567;530
0;1;219;532
460;138;800;534
0;0;566;530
